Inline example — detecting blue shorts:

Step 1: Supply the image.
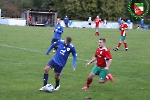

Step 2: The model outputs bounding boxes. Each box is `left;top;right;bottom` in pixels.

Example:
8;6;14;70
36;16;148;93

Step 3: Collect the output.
47;59;63;74
51;38;59;45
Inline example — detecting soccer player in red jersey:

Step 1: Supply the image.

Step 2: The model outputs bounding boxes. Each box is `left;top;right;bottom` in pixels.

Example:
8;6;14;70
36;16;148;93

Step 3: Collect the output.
82;38;114;90
28;15;32;26
94;16;101;36
113;19;128;51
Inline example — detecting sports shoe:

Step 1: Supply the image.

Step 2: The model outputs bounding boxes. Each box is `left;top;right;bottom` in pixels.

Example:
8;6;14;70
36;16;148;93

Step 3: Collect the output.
54;85;60;91
113;48;118;51
82;86;90;90
107;74;114;82
39;86;45;91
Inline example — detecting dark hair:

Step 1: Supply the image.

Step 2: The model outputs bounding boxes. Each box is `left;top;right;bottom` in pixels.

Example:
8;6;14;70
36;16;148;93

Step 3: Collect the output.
66;36;72;43
99;38;106;43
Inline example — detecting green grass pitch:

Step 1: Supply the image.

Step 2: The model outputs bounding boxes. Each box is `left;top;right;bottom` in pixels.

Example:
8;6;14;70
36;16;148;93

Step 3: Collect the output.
0;25;150;100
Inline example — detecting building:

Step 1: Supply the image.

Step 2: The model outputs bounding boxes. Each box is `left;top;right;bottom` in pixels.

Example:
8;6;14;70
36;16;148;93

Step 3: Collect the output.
21;9;58;26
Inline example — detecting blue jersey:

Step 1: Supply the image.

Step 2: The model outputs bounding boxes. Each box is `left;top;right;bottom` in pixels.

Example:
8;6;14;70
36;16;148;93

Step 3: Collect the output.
53;24;63;39
140;19;144;25
46;40;77;68
64;17;69;24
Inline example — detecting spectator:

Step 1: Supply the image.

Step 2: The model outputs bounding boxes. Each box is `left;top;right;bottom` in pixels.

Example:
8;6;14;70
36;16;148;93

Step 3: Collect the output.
45;19;51;27
140;19;144;29
64;16;69;27
118;17;122;26
103;19;107;29
28;15;32;26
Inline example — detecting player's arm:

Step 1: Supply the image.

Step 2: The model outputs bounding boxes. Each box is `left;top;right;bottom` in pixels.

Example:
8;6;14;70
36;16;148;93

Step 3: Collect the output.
86;56;96;67
124;24;128;30
105;50;112;70
105;59;112;70
57;26;63;34
71;47;77;70
121;24;128;30
46;41;59;54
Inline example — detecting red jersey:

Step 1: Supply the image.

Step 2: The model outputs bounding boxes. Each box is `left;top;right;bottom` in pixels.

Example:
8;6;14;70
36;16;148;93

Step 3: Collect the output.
94;18;101;27
119;23;128;36
28;16;32;21
95;47;112;67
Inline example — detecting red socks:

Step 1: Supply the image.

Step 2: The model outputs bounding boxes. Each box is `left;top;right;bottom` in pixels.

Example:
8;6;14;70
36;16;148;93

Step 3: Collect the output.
95;31;99;35
104;76;109;83
86;78;93;86
117;42;121;48
124;42;128;49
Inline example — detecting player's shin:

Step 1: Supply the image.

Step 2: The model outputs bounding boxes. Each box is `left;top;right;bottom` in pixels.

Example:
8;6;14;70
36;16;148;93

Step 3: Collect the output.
117;42;121;48
86;78;93;87
43;74;49;86
55;79;60;88
124;42;128;49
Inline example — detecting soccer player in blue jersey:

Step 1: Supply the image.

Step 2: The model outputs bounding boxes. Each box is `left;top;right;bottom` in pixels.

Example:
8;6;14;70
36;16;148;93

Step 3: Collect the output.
51;18;63;52
39;36;77;91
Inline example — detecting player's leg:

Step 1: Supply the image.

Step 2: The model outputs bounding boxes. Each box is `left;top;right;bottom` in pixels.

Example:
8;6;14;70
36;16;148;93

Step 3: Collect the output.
82;65;98;89
39;60;55;91
53;39;59;52
54;73;61;90
95;28;99;36
98;68;114;83
97;28;99;35
113;37;122;51
53;65;63;90
123;38;128;51
82;72;95;89
39;64;53;91
98;68;108;83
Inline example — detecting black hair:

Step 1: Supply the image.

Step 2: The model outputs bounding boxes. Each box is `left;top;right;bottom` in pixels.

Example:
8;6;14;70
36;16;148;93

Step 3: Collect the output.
66;36;72;43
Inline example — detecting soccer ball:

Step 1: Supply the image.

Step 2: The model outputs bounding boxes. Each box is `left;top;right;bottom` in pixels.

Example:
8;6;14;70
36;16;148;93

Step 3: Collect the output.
45;84;54;92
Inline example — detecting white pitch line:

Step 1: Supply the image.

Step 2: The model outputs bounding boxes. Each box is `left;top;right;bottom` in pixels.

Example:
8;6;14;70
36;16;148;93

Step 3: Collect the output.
0;44;45;54
0;44;89;62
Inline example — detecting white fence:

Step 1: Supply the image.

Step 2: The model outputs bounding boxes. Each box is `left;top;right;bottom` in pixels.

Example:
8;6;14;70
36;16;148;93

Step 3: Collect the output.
0;18;133;29
0;18;26;26
60;21;133;29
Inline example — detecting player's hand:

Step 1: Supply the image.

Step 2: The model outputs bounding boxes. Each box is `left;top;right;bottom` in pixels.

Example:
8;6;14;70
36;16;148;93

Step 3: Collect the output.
55;29;58;32
86;63;90;67
46;53;49;55
72;68;76;71
104;67;109;70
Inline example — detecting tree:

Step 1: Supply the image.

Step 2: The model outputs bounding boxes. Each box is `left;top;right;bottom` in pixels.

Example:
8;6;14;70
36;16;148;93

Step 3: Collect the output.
2;0;20;17
100;0;128;21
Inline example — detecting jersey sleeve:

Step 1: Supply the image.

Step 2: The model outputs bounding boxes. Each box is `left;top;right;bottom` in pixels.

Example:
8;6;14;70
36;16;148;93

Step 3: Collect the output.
124;24;128;29
71;46;77;68
46;41;60;54
99;19;102;23
58;26;63;34
105;49;112;60
94;48;98;57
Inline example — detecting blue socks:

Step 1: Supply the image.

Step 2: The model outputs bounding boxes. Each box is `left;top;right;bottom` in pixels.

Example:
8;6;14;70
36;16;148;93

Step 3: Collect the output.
43;74;48;86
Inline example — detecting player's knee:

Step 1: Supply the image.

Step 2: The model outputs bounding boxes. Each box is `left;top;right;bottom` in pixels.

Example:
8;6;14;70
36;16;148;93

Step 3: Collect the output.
44;66;50;73
54;73;60;79
88;72;95;78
